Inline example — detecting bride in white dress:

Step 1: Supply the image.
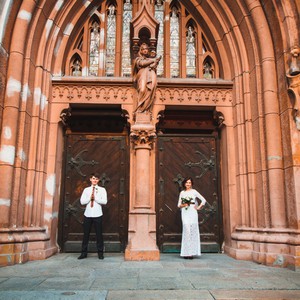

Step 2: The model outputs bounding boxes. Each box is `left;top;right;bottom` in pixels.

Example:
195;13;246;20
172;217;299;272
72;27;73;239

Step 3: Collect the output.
178;177;207;259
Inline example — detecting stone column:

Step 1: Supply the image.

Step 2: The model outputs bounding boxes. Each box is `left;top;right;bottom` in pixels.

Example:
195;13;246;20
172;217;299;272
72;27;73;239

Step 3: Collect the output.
125;112;160;260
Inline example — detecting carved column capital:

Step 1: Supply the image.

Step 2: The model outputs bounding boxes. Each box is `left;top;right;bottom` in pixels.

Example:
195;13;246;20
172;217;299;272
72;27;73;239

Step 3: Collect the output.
130;129;156;148
60;108;72;128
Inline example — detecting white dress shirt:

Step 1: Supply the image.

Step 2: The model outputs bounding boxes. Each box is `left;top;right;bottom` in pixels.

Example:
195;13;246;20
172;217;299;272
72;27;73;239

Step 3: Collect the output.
80;185;107;218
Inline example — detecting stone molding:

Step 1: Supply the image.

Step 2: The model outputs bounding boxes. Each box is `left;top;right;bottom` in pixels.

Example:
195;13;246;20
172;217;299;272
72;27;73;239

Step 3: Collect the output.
232;227;300;245
52;77;233;107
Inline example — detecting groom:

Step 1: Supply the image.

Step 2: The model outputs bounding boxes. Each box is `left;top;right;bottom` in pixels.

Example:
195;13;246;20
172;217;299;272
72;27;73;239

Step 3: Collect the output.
78;173;107;260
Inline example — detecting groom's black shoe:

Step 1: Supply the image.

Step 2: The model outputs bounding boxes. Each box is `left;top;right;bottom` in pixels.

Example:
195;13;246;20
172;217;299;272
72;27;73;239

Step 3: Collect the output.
78;253;87;259
98;253;104;260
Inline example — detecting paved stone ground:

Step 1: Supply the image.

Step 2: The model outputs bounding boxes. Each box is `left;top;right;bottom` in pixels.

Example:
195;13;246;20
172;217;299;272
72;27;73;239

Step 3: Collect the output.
0;253;299;300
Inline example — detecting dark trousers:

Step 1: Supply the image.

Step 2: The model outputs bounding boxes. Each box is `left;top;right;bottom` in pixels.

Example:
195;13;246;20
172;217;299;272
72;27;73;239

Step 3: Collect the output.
81;216;103;254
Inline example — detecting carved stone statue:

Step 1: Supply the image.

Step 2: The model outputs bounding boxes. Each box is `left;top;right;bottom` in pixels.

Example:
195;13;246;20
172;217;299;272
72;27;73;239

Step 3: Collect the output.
133;43;161;113
72;60;82;76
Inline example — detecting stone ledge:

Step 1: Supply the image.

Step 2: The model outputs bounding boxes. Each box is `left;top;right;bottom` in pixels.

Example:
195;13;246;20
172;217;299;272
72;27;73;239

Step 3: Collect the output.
124;248;160;261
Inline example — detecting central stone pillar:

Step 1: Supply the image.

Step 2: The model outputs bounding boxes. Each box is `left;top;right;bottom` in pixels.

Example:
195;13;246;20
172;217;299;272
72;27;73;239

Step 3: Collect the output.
125;112;160;260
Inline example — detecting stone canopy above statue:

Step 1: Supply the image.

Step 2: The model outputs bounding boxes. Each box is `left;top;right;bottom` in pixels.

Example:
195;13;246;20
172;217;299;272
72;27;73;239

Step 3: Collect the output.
130;2;160;59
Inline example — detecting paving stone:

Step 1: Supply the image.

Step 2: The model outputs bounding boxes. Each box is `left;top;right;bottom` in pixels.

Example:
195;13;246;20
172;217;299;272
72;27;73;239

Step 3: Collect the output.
210;289;300;299
0;291;107;300
106;290;214;300
0;253;299;300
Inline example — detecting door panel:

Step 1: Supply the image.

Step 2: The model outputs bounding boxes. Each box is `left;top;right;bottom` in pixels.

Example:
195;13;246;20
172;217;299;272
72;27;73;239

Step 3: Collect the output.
60;134;128;252
156;134;222;253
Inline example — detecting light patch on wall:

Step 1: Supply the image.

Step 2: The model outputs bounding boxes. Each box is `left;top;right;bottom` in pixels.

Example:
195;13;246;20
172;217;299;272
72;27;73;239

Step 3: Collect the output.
53;26;60;40
83;0;91;8
7;77;21;97
82;67;88;76
44;212;52;222
100;28;105;45
3;126;12;140
54;37;62;57
0;145;15;165
99;51;104;69
34;87;41;106
25;195;33;206
55;0;64;11
100;12;105;22
18;10;32;22
18;149;26;161
64;23;74;36
40;94;48;110
53;211;58;219
45;198;53;208
295;116;300;130
0;198;11;207
267;156;282;161
45;19;53;40
21;83;31;102
46;174;56;197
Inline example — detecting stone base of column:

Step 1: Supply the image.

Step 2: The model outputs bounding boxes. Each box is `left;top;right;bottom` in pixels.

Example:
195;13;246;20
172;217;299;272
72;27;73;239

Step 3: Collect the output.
124;212;160;261
228;226;300;271
0;227;58;267
125;248;160;261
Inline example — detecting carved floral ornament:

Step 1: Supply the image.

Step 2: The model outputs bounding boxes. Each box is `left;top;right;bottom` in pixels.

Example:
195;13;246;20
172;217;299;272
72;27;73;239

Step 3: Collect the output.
130;129;156;148
286;46;300;130
52;84;232;106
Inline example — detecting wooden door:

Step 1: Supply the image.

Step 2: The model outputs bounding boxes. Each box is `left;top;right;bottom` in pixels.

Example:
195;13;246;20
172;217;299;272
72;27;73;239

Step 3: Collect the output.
156;134;222;253
59;134;129;252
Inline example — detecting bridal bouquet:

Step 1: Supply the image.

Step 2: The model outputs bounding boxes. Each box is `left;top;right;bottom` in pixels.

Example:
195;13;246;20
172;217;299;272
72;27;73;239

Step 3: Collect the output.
181;196;193;210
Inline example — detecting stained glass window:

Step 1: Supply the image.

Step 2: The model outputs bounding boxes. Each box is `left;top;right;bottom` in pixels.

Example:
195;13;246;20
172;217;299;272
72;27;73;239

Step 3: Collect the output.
121;0;132;77
67;1;218;79
155;0;164;77
105;5;116;76
186;26;196;78
89;21;100;76
170;7;179;78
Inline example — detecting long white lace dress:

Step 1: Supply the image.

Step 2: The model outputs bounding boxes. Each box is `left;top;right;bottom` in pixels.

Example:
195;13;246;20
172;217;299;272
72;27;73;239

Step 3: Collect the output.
178;189;207;257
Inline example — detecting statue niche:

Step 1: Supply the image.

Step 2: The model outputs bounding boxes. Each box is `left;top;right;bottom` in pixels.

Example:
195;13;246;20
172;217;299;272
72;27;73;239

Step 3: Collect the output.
130;3;160;115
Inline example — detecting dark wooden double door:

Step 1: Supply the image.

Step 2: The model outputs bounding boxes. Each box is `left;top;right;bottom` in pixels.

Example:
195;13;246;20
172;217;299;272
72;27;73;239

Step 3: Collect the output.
59;134;129;252
59;133;222;253
156;134;223;253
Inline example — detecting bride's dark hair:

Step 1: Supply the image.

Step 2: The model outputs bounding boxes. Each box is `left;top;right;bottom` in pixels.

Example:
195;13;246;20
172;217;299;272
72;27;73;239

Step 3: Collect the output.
182;177;193;190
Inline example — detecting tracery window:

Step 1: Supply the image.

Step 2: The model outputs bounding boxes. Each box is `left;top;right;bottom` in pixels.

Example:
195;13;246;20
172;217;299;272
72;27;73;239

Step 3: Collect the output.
169;6;180;78
121;0;133;77
89;21;100;76
105;4;117;76
186;25;196;78
155;0;164;77
65;0;219;79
